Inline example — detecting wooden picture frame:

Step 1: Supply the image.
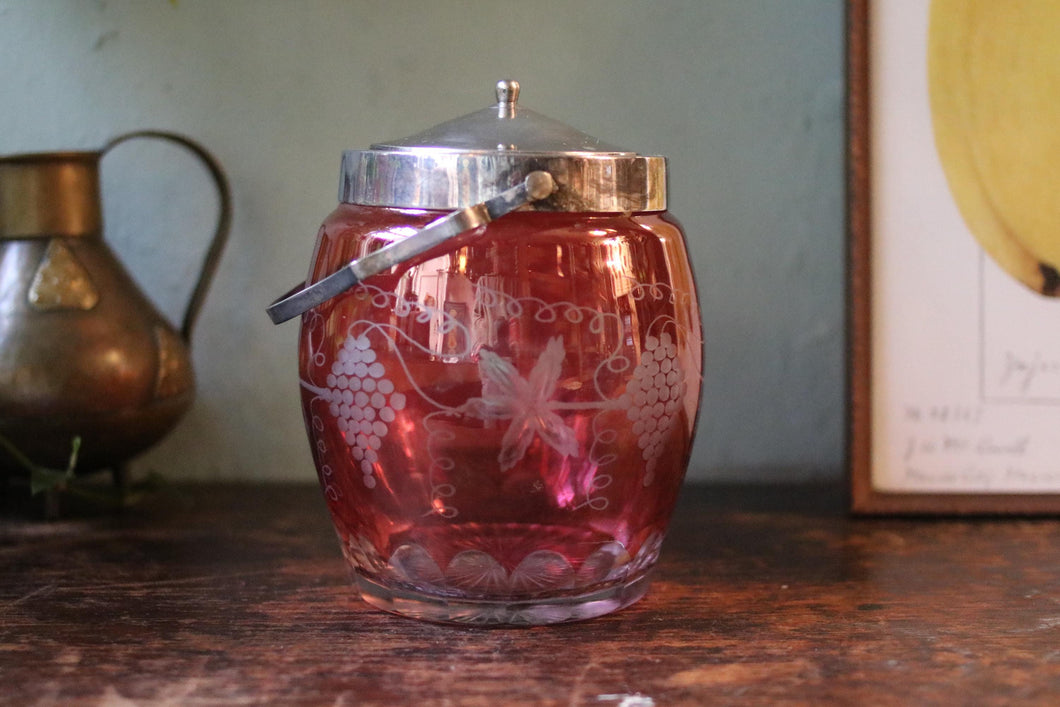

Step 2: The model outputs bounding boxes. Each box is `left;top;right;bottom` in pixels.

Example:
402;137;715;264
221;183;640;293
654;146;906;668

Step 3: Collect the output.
847;0;1060;514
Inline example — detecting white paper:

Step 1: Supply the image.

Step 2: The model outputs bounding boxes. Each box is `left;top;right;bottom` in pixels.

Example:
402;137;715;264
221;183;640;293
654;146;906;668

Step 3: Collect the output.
869;1;1060;494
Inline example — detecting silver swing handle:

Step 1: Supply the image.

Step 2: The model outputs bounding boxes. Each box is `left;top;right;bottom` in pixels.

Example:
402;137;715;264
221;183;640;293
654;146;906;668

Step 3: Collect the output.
266;171;555;325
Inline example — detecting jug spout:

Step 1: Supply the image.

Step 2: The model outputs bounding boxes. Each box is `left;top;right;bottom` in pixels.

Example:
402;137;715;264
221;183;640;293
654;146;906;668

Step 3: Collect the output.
0;152;103;240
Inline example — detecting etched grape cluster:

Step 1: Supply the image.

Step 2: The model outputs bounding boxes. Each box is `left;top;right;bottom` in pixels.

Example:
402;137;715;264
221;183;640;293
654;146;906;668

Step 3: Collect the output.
323;334;407;488
622;332;685;485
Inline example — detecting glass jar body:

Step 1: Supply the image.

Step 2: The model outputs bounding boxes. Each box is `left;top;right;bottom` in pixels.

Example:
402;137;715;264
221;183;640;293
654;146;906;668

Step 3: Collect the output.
298;204;702;625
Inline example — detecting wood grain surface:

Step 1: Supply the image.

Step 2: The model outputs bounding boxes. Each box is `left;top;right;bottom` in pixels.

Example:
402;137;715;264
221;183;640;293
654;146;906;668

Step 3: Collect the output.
2;482;1058;706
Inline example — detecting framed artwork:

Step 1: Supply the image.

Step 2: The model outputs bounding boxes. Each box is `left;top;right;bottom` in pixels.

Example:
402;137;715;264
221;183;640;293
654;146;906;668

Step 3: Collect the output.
848;0;1060;514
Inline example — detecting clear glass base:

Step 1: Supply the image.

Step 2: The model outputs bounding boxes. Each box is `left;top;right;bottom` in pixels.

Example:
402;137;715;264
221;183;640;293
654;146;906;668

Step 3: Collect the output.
355;571;653;626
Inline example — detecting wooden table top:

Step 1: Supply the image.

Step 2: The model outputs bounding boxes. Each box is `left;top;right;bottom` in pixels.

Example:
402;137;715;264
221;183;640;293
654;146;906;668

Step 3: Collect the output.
2;482;1058;705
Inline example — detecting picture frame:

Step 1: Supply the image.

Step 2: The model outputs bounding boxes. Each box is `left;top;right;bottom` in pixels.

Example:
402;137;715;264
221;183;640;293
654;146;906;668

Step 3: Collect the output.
847;0;1060;514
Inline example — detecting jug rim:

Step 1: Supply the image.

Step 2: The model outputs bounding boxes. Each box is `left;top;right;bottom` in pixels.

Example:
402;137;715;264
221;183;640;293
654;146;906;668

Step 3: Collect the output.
0;150;101;166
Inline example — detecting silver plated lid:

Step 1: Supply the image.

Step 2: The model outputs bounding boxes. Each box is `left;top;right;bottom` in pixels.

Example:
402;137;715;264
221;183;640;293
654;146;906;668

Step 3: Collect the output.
340;80;667;212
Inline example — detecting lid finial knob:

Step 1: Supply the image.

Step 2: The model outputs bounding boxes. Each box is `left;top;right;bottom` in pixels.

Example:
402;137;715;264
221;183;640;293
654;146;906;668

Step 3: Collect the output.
496;79;520;105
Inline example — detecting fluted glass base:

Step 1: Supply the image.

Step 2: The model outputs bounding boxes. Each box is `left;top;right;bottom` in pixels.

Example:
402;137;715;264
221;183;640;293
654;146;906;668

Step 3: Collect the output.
355;571;652;626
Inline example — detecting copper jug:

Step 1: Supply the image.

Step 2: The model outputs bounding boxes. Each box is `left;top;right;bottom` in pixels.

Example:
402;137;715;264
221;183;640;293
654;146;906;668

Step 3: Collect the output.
0;131;230;474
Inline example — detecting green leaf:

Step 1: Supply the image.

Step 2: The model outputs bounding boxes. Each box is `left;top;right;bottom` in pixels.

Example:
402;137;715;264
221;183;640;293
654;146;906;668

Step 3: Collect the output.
29;466;70;495
64;436;81;475
0;433;37;474
0;433;80;495
2;432;164;509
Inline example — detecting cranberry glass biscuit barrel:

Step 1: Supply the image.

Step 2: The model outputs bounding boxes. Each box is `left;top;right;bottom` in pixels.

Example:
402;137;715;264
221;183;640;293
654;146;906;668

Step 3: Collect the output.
275;80;702;625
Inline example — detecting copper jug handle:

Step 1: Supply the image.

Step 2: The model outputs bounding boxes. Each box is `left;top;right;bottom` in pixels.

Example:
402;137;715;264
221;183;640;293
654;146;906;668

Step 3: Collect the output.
266;170;554;325
102;130;232;344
